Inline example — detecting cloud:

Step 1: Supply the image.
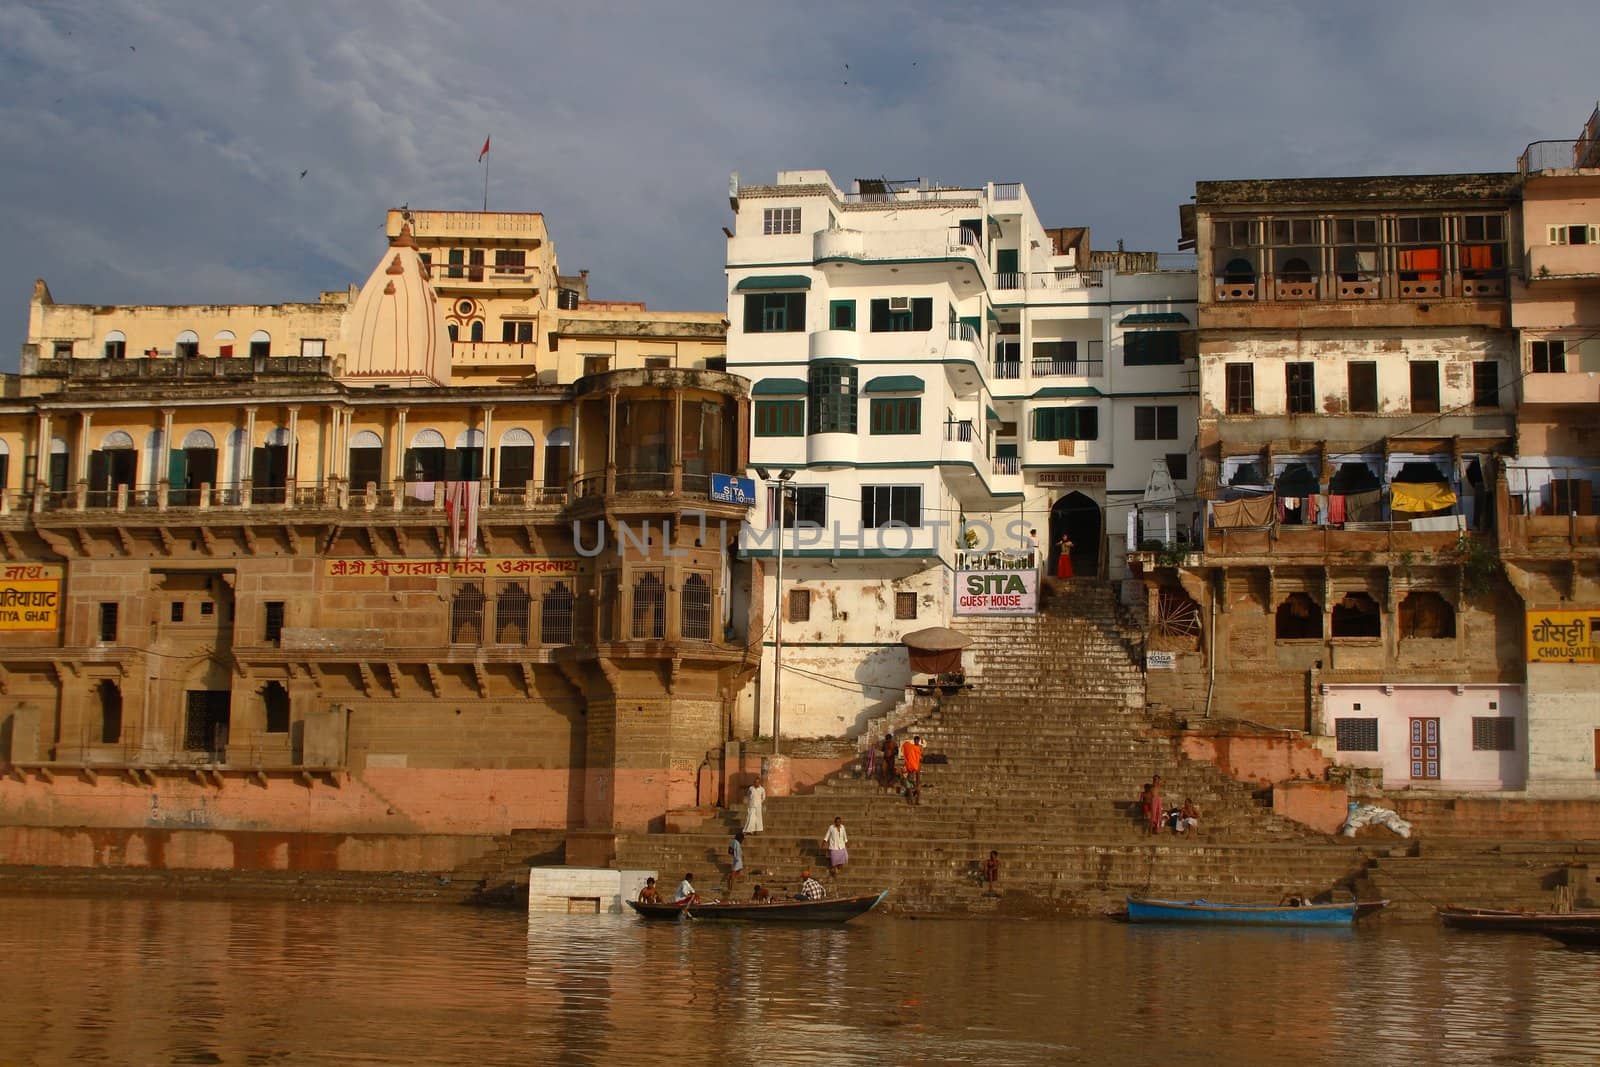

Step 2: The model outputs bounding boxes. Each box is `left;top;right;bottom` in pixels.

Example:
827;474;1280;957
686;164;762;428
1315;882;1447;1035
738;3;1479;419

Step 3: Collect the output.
1;0;1595;369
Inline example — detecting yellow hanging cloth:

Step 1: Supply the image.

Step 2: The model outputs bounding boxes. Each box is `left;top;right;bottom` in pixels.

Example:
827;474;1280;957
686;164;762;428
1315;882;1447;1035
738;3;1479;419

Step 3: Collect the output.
1390;481;1458;513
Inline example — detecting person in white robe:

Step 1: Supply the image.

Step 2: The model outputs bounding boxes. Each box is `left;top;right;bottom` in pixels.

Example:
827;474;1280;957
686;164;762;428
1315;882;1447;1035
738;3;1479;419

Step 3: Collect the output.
743;779;766;834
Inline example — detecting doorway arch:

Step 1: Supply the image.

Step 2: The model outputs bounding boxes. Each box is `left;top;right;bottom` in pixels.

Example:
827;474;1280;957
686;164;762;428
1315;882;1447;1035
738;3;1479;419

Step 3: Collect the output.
1048;491;1102;578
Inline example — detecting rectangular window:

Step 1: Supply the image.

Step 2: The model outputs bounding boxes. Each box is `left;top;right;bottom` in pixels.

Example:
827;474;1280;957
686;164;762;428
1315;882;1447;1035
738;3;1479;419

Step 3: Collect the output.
763;207;801;235
200;601;215;617
583;355;611;376
447;248;464;278
249;338;270;359
1531;340;1567;374
869;397;921;435
1123;332;1183;366
170;601;185;623
1286;363;1316;415
743;292;806;333
1472;717;1516;751
1134;406;1179;441
787;588;811;623
807;362;858;434
1548;224;1598;245
769;485;827;528
868;297;933;332
264;601;285;645
1335;718;1379;751
53;342;73;359
1348;362;1378;413
1164;453;1189;481
829;300;856;331
493;248;526;274
1472;361;1500;409
98;602;118;643
1225;363;1254;414
1031;407;1099;441
861;485;923;528
895;591;918;620
754;400;804;437
500;320;534;343
1032;340;1080;369
175;340;199;359
644;356;672;369
300;338;326;358
1409;361;1440;413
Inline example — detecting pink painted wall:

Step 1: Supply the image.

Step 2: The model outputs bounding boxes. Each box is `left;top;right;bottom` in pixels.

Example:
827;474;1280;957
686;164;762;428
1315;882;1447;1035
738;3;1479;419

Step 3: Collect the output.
1179;732;1331;786
1271;781;1350;835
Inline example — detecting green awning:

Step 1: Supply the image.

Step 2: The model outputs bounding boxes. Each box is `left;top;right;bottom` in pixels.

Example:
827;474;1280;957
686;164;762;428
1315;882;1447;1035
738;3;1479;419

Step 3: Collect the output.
751;377;807;396
1120;312;1189;325
1033;386;1104;399
986;307;1000;324
863;375;925;394
736;274;812;291
987;215;1003;234
986;406;1001;423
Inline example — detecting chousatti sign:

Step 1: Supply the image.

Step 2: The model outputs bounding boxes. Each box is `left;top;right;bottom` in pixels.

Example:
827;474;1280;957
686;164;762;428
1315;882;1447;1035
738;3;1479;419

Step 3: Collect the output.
1526;610;1600;664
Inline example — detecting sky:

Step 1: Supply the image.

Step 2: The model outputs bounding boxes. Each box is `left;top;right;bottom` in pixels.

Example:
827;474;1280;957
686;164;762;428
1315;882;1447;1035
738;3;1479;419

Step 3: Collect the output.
0;0;1596;371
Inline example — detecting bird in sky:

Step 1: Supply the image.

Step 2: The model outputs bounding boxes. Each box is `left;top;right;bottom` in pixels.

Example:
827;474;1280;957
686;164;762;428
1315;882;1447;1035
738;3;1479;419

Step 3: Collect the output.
299;170;308;179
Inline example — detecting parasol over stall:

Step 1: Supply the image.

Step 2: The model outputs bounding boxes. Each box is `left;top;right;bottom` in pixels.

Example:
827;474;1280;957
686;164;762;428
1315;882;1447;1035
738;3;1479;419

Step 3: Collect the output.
901;625;973;678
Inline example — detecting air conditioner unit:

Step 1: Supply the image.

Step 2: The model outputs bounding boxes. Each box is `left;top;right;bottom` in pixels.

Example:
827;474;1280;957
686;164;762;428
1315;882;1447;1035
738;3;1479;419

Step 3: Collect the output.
888;296;911;312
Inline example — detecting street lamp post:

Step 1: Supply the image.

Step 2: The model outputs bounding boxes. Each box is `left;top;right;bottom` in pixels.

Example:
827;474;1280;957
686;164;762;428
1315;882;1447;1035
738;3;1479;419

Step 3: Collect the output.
756;467;795;755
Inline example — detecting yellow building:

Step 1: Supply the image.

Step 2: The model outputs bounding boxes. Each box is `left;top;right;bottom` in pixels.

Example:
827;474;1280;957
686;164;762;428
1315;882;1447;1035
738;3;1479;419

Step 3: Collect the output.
0;210;755;854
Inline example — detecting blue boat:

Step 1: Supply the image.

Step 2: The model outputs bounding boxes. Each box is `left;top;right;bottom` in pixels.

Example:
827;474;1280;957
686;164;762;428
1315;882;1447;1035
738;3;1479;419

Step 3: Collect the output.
1126;894;1366;926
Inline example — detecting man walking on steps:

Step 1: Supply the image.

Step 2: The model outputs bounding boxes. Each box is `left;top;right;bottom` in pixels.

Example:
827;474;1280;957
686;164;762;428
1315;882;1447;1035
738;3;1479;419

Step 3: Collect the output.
901;734;924;805
823;816;849;880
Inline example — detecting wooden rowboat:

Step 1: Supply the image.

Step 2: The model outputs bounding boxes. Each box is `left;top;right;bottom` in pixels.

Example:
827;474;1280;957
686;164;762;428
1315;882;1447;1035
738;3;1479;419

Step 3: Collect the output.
626;890;888;923
1126;895;1373;927
1439;905;1600;935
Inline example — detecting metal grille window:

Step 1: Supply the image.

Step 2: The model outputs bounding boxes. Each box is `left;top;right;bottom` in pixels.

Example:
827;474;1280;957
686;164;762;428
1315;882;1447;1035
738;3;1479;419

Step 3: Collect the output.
264;601;284;645
682;573;712;641
1472;361;1500;409
1472;717;1516;751
496;582;531;645
98;602;118;643
1334;718;1379;751
632;572;665;640
763;207;801;235
1348;362;1378;413
1286;363;1316;414
450;583;486;644
788;588;811;623
861;485;923;528
807;362;858;434
1225;363;1254;414
1531;340;1566;374
1134;406;1178;441
895;591;918;620
869;397;920;435
541;581;574;644
754;400;804;437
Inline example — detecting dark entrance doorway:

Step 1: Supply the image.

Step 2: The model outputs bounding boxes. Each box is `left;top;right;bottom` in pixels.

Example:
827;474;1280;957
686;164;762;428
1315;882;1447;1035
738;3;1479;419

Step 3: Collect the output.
1048;491;1102;578
185;690;231;760
252;445;289;504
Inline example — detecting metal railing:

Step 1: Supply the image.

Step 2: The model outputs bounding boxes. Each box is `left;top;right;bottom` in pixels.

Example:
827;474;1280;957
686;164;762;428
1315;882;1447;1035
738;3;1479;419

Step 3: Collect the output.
945;420;977;443
1029;270;1103;290
992;360;1021;380
956;548;1035;571
992;455;1019;475
948;321;982;346
991;182;1022;201
1031;358;1104;378
994;271;1023;290
1519;138;1600;174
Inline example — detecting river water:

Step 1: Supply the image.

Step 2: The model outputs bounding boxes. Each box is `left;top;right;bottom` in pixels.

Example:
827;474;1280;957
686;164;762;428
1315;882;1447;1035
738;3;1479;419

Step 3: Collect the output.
0;895;1596;1066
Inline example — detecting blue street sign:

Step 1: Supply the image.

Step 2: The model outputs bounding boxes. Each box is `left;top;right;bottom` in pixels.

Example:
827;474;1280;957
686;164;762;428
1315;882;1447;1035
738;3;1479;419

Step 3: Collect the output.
710;474;757;506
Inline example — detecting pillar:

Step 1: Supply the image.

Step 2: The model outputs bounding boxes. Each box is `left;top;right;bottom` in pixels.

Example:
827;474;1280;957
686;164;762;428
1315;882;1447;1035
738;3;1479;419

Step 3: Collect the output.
671;389;683;494
605;390;618;495
481;404;494;495
286;406;301;502
242;406;257;506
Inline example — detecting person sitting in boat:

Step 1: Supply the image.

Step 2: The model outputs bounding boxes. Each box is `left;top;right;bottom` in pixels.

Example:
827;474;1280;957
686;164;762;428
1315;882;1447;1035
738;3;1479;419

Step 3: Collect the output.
637;877;661;903
751;884;773;903
675;872;700;904
796;871;826;901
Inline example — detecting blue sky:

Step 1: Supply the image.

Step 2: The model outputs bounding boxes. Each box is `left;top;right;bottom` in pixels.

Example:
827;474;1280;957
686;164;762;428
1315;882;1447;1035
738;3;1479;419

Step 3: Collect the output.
1;0;1596;370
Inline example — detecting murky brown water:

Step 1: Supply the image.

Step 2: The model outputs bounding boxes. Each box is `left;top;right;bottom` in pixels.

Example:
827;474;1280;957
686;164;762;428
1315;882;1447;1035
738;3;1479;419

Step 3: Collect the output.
0;895;1596;1065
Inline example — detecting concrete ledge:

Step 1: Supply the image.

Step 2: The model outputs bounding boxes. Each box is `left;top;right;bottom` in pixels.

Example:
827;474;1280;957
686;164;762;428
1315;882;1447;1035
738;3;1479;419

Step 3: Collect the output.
528;866;654;915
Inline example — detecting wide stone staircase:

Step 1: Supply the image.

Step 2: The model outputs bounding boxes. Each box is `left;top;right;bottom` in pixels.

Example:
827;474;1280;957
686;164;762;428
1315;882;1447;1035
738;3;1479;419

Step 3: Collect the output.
615;578;1369;916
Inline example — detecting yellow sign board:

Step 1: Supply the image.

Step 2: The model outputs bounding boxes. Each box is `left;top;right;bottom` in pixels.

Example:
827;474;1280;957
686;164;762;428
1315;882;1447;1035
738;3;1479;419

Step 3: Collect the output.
0;564;64;631
1526;610;1600;664
324;557;583;579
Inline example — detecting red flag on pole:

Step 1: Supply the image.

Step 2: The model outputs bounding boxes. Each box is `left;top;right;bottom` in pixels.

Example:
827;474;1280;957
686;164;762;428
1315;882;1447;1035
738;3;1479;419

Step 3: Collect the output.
478;135;491;162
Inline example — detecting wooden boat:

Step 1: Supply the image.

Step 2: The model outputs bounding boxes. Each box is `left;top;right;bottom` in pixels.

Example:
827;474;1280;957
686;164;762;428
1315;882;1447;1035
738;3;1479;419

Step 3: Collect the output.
627;891;888;923
1540;924;1600;948
1126;894;1372;927
1439;905;1600;934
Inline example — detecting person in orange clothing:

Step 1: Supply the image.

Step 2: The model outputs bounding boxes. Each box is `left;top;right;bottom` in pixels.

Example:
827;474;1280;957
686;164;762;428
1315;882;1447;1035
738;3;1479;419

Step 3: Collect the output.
900;734;924;805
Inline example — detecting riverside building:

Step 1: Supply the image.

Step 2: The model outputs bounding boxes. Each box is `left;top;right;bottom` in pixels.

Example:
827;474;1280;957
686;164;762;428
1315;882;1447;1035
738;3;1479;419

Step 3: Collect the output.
724;171;1197;735
0;208;757;846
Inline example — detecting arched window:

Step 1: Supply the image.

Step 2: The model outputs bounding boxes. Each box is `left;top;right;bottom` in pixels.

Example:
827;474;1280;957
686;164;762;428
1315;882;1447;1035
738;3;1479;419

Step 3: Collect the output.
248;330;271;359
1274;593;1322;640
495;582;531;645
103;330;127;360
454;428;485;481
447;323;459;342
1399;591;1456;639
173;429;219;506
1222;257;1256;284
450;583;486;644
682;573;712;641
175;330;200;359
182;429;217;449
544;427;573;492
253;428;291;504
213;330;237;358
97;680;123;744
262;681;290;734
1278;257;1313;283
469;320;484;342
406;428;447;484
348;430;384;493
631;572;665;639
1330;592;1382;638
102;430;135;450
48;436;69;492
541;581;574;644
499;428;535;494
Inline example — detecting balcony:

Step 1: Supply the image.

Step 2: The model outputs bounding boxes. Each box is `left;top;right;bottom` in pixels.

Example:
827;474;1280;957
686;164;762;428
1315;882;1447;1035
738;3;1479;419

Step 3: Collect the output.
1272;276;1319;301
30;355;335;382
1527;244;1600;282
1522;371;1600;406
1028;270;1103;291
994;272;1023;291
1030;359;1104;379
1518;135;1600;174
809;328;860;360
451;341;539;366
992;361;1021;380
812;226;986;271
992;455;1020;475
1215;280;1256;302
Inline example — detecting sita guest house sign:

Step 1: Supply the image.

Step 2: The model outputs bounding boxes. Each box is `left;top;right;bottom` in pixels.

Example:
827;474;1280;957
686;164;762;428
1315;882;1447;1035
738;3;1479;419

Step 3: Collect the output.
953;555;1039;617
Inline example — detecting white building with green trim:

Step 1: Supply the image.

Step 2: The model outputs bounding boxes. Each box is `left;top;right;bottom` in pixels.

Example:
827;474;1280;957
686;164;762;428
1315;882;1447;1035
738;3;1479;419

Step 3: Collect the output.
726;170;1198;737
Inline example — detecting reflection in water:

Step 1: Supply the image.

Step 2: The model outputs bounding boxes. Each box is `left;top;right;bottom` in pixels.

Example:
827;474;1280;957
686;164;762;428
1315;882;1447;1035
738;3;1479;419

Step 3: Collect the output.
0;896;1596;1065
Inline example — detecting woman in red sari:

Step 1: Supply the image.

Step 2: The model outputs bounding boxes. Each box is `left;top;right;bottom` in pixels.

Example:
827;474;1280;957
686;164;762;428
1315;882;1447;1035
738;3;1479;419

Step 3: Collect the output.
1056;535;1074;578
